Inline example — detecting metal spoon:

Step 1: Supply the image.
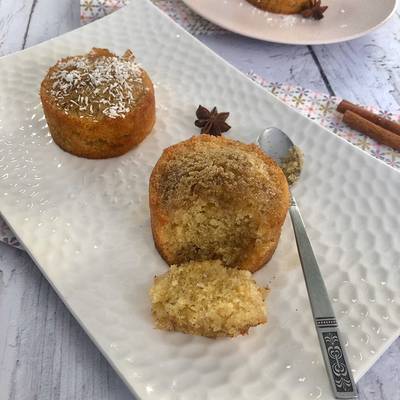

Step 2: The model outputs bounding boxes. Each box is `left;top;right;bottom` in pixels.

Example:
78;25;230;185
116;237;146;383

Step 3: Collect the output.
258;127;358;400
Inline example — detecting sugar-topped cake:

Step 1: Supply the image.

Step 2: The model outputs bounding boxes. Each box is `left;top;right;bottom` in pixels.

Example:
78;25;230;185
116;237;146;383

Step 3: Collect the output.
40;48;155;159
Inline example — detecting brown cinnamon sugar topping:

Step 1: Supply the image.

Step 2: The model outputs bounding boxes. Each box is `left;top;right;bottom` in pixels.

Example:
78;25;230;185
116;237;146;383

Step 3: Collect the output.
157;140;281;267
280;145;304;186
48;48;144;119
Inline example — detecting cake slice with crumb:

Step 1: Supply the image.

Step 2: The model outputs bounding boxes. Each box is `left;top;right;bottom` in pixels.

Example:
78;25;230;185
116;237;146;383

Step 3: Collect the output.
150;260;267;338
149;135;289;272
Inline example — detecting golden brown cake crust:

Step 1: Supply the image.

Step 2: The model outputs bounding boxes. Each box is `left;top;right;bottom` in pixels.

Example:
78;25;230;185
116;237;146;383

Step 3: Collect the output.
149;135;290;272
40;48;156;159
246;0;311;14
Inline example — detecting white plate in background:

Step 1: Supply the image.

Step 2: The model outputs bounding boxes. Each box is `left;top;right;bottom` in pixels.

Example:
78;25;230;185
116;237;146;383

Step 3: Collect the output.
182;0;398;44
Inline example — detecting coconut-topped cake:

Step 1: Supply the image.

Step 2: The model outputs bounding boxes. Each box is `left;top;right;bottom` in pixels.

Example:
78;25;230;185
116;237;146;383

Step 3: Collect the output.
40;48;156;159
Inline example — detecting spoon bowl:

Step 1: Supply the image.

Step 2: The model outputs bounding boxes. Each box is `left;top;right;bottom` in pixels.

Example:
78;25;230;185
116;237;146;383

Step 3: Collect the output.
257;127;296;169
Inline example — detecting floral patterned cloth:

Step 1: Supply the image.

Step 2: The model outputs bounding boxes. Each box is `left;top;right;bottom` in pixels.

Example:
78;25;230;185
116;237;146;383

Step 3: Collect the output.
249;73;400;168
1;0;399;250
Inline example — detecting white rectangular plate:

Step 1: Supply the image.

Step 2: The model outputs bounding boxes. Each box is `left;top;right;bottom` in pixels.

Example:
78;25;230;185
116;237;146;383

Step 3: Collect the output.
0;1;399;399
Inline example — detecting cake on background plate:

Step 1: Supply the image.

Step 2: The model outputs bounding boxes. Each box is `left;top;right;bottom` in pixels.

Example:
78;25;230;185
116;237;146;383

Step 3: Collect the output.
246;0;311;14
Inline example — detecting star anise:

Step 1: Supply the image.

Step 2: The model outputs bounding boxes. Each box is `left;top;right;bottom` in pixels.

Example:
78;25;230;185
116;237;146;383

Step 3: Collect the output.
195;105;231;136
301;0;328;20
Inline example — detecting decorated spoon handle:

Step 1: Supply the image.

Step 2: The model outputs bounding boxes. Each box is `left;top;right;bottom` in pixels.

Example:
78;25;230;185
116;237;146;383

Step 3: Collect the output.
289;196;358;399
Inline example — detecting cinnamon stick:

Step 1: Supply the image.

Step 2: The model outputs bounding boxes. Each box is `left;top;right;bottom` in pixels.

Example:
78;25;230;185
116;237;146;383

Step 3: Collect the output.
337;100;400;136
343;111;400;150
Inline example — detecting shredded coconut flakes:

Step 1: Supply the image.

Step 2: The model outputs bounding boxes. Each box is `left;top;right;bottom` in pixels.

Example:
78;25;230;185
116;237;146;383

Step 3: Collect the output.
49;54;143;119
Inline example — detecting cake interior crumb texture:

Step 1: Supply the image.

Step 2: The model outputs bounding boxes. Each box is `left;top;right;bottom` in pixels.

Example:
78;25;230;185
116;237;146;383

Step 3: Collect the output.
150;260;267;338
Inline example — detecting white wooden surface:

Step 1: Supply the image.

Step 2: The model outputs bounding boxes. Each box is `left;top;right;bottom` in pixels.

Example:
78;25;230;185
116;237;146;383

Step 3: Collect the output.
0;1;399;399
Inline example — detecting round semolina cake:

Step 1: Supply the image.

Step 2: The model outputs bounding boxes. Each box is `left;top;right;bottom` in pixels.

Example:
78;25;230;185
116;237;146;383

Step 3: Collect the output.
246;0;311;14
149;135;289;272
40;48;155;159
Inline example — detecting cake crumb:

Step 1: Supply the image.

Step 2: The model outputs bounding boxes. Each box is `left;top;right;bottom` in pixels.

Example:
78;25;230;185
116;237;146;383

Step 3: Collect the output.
150;260;267;338
280;145;304;186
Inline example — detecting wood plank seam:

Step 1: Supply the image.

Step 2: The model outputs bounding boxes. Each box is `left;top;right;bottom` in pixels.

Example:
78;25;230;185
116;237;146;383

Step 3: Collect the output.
307;45;336;96
22;0;39;49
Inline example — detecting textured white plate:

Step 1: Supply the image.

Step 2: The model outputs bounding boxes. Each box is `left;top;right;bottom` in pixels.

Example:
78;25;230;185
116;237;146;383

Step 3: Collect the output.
0;1;399;399
182;0;398;45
